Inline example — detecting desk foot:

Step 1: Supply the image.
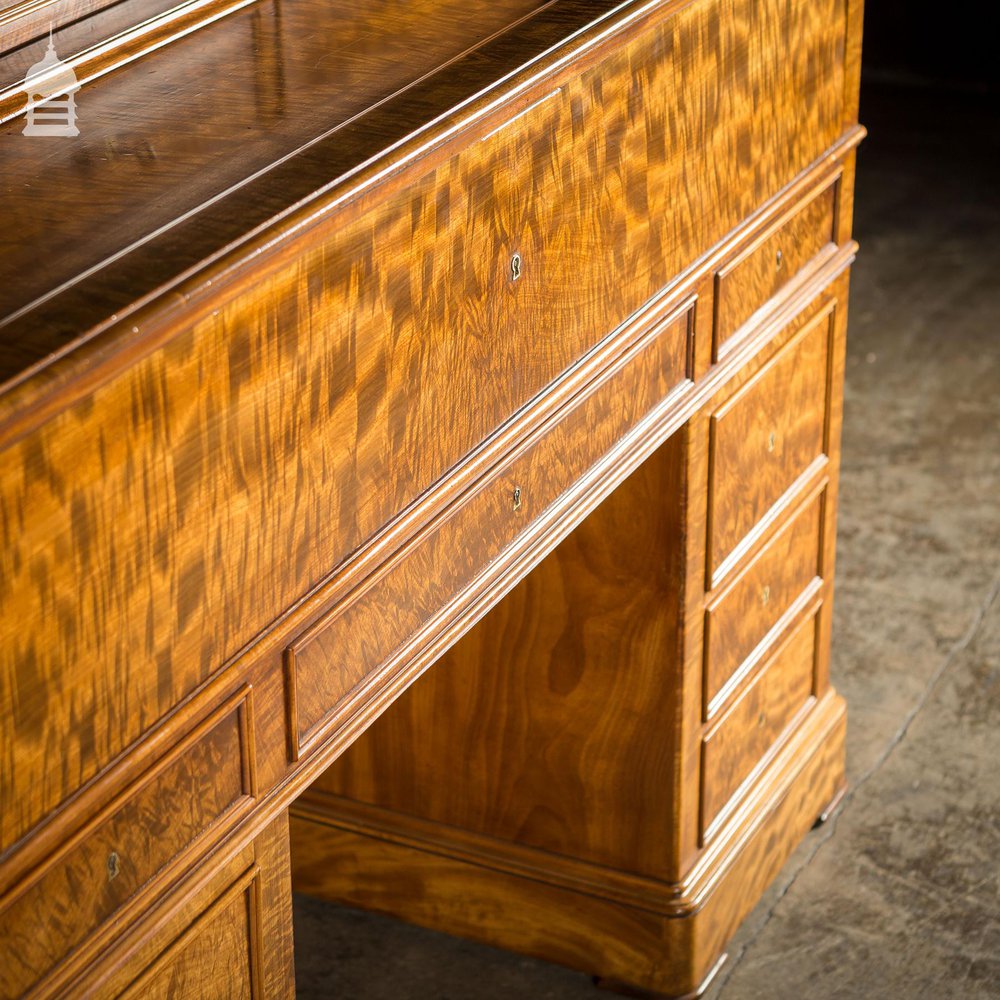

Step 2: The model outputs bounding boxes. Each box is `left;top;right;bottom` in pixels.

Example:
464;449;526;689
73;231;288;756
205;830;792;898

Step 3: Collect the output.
595;953;727;1000
813;781;848;828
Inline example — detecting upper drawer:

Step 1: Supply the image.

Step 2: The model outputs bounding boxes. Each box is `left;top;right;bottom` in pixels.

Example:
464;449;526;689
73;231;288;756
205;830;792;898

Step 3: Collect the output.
713;179;839;358
707;298;835;585
0;688;255;998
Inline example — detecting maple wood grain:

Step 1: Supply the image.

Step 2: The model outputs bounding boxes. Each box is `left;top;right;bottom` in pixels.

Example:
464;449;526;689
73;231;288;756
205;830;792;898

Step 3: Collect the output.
0;0;849;856
704;485;825;716
707;303;834;584
700;608;819;839
311;429;688;878
0;0;863;994
714;177;839;357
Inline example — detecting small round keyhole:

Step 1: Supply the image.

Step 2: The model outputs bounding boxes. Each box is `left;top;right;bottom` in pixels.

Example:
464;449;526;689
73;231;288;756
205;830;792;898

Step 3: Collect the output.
761;585;771;606
775;248;784;269
107;851;121;882
767;431;777;453
758;711;767;729
510;252;522;281
512;486;523;511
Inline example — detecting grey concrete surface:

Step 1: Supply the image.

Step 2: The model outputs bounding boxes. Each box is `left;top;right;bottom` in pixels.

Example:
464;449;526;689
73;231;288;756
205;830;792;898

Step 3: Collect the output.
292;86;1000;999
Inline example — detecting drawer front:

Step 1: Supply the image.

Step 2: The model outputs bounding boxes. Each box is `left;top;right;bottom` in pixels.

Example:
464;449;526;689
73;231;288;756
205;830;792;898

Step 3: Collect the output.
285;302;694;758
0;690;254;998
707;300;834;583
714;179;838;357
704;487;825;717
116;867;259;1000
701;610;818;839
79;813;294;1000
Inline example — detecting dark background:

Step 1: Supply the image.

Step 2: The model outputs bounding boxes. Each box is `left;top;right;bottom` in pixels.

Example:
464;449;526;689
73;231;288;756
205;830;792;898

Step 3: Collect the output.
862;0;999;92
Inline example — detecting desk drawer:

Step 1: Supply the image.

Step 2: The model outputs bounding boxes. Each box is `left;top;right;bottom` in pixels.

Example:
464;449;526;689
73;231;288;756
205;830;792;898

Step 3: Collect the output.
714;180;838;357
704;487;825;717
0;691;255;997
707;300;834;583
285;300;694;759
701;610;818;839
77;813;294;1000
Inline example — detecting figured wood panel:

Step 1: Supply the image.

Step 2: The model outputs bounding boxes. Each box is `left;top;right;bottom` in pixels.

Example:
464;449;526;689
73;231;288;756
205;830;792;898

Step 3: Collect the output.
119;875;257;1000
81;812;294;1000
701;610;818;838
290;813;674;993
312;430;687;878
287;303;692;757
714;179;838;356
0;0;847;381
0;690;253;998
0;0;848;853
707;302;834;583
704;486;824;716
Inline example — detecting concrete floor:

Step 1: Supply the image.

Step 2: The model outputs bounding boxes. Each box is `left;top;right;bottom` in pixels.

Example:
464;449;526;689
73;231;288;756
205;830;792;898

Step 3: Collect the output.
292;85;1000;999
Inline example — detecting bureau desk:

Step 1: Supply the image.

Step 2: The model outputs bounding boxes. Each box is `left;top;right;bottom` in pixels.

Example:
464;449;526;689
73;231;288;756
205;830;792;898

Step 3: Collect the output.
0;0;863;995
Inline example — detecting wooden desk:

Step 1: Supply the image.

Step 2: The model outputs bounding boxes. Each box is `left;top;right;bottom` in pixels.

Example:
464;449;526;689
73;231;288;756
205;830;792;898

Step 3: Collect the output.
0;0;862;995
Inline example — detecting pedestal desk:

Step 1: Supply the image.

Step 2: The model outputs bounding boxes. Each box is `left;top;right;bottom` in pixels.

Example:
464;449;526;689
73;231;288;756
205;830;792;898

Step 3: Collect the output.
0;0;863;995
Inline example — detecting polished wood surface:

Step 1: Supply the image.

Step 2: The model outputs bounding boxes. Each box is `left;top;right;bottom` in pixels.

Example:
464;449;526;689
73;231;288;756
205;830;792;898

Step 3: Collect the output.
704;486;824;714
0;0;849;854
310;430;688;878
0;0;863;994
707;301;834;584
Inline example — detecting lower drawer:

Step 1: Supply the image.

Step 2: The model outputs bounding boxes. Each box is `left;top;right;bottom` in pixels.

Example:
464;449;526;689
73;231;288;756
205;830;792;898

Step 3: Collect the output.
703;486;825;717
80;813;294;1000
0;688;255;998
701;609;819;840
285;295;695;759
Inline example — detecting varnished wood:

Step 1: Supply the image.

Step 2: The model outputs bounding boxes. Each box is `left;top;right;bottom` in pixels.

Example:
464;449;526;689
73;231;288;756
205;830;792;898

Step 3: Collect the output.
0;687;255;997
700;608;819;839
706;301;834;584
713;176;839;358
309;430;688;879
704;484;825;716
81;811;295;1000
291;693;847;997
0;0;850;856
0;0;863;994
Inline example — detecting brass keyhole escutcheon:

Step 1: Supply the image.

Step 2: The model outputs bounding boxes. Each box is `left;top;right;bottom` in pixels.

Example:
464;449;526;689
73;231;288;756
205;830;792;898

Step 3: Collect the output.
758;711;767;729
107;851;121;882
767;431;777;453
761;585;770;606
510;252;522;281
512;486;522;511
775;248;784;269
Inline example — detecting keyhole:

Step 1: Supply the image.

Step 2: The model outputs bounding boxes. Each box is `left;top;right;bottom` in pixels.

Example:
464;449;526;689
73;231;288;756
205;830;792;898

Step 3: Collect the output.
510;253;522;281
761;585;771;606
107;851;121;882
775;248;784;270
758;711;767;729
512;486;522;511
767;431;777;453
